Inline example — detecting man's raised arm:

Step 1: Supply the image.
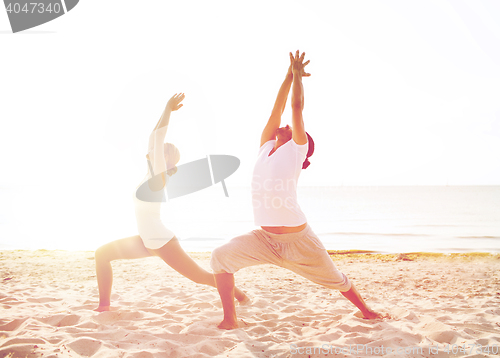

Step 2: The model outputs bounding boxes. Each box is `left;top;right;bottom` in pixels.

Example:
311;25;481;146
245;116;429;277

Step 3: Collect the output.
291;50;309;145
260;65;293;147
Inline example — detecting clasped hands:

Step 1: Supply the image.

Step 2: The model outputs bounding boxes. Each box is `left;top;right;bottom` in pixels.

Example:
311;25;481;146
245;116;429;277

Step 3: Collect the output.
287;50;311;78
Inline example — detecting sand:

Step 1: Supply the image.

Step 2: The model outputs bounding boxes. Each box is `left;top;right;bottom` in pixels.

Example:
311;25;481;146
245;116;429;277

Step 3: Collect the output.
1;250;499;358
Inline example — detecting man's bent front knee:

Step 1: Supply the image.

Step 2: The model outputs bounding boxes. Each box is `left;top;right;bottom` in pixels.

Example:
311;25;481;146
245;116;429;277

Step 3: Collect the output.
210;245;235;275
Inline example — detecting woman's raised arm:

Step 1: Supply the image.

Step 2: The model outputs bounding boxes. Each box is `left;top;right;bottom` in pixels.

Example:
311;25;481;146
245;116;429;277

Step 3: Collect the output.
148;93;185;187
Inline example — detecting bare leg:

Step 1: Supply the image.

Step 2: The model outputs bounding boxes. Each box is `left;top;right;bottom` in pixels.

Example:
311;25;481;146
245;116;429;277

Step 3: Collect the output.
214;273;238;329
94;235;152;311
152;238;248;302
340;282;387;319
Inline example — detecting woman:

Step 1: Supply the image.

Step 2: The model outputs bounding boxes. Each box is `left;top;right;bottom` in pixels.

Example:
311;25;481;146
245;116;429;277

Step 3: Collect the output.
210;52;385;329
94;93;248;312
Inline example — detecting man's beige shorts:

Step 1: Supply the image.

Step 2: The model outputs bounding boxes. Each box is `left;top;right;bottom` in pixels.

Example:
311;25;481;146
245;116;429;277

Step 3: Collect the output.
210;225;351;292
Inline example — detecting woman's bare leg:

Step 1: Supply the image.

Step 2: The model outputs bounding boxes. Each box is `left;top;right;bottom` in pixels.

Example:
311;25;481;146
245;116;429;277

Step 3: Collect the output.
94;235;152;311
152;238;248;302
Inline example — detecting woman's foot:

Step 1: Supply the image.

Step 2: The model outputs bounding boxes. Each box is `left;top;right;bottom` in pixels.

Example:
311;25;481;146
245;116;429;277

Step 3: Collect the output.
237;295;251;306
234;287;250;305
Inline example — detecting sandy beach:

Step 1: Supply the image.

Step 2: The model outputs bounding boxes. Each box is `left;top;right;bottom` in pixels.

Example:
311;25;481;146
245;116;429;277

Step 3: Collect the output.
1;250;499;358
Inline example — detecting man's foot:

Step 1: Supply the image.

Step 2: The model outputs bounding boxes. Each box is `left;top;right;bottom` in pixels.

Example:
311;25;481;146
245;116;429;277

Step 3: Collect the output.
94;305;110;312
356;309;390;320
217;319;239;330
94;305;119;312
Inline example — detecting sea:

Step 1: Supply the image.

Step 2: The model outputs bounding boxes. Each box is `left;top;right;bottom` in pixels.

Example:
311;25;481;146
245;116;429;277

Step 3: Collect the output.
0;186;499;254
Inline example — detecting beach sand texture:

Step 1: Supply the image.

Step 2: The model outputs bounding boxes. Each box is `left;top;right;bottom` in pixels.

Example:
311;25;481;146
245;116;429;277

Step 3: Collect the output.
1;250;499;358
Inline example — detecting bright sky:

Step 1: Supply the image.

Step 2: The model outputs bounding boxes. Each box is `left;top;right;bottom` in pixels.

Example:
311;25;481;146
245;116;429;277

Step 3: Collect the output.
0;1;500;249
2;0;500;190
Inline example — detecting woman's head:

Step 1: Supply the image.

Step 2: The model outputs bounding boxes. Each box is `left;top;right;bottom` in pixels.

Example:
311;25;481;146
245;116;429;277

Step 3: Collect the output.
164;143;180;169
302;132;314;169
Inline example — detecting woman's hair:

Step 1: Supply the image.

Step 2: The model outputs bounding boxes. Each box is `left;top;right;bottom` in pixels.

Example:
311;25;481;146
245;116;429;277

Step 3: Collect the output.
302;132;315;169
166;167;178;176
164;143;180;169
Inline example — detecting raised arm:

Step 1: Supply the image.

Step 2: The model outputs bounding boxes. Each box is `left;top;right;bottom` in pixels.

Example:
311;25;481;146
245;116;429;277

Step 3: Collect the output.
260;65;293;147
153;93;185;131
147;93;185;188
290;51;309;145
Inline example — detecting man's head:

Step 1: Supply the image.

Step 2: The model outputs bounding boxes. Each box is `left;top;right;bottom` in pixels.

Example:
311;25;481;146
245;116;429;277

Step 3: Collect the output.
273;127;314;169
276;125;292;143
302;132;314;169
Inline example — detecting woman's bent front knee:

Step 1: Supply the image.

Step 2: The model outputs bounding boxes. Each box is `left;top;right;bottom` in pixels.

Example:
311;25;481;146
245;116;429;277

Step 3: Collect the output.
95;245;113;263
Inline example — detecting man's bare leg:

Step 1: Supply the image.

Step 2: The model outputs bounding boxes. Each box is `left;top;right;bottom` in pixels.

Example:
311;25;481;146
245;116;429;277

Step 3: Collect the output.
214;273;239;329
340;282;387;319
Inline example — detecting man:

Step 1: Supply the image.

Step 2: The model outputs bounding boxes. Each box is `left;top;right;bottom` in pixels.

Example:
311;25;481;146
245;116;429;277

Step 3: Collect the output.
211;51;385;329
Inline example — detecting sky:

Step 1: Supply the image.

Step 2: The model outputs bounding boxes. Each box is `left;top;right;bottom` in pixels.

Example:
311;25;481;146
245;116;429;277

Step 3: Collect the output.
1;0;500;189
0;1;499;249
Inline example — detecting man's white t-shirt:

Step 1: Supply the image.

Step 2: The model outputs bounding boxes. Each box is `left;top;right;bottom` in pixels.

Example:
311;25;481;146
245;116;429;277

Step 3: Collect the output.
251;139;308;227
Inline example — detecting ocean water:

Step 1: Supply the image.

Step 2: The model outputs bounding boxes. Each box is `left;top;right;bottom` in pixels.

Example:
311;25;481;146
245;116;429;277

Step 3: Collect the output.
174;186;500;254
0;186;499;253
